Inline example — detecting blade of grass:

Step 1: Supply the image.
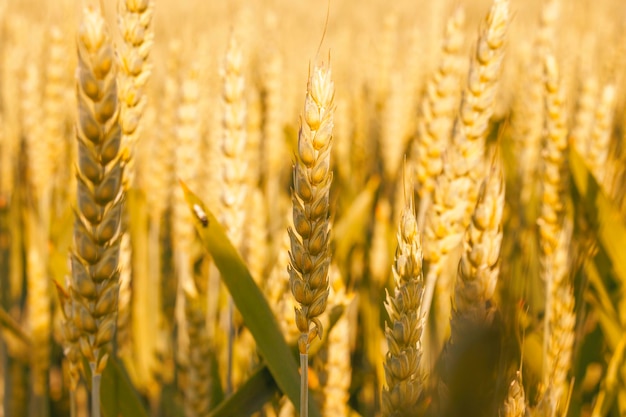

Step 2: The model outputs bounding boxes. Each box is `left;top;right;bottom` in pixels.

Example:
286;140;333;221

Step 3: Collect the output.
569;147;626;285
101;356;149;417
209;365;278;417
180;180;322;417
590;334;626;417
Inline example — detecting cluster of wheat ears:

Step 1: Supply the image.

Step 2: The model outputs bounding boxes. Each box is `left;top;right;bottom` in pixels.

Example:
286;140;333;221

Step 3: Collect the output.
1;0;626;416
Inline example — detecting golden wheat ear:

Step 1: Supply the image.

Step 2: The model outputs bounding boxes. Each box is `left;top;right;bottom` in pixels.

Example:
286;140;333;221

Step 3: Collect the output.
71;5;124;374
288;59;335;417
382;202;425;416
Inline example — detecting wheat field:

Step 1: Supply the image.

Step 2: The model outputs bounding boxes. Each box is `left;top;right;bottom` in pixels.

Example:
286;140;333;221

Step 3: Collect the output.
1;0;626;416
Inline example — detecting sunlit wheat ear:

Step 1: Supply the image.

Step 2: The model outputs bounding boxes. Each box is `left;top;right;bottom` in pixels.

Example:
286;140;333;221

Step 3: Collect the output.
288;61;335;353
538;54;568;261
454;154;505;318
421;0;510;363
452;0;509;210
587;83;616;185
117;0;154;186
438;154;505;417
413;6;465;199
382;203;425;416
570;74;599;158
71;6;124;375
540;222;575;416
510;0;560;205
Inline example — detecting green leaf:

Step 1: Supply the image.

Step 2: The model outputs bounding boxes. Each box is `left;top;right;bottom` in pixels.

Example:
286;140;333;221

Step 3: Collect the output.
180;181;322;417
569;147;626;285
101;356;150;417
209;365;278;417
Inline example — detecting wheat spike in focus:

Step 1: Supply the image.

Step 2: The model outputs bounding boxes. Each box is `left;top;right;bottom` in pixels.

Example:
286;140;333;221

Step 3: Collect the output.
71;6;124;379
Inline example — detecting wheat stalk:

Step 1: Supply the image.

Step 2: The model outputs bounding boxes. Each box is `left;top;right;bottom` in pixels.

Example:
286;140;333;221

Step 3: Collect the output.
413;6;466;200
289;59;335;417
71;7;125;416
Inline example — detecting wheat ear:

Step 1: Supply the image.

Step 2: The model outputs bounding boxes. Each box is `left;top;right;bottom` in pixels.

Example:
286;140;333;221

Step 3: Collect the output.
184;283;214;417
382;202;425;416
117;0;154;186
421;0;509;362
439;154;505;416
587;83;616;185
454;154;505;317
511;0;560;205
71;7;124;416
413;6;466;199
54;279;83;416
289;60;335;417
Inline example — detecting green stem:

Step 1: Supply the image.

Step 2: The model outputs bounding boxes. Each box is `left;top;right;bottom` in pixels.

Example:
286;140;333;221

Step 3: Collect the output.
91;363;101;417
226;296;234;395
70;389;77;417
300;350;308;417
